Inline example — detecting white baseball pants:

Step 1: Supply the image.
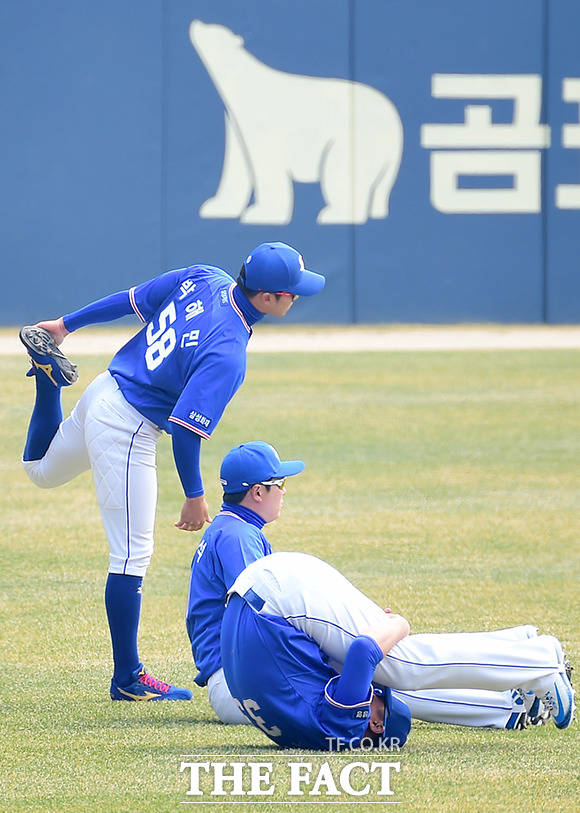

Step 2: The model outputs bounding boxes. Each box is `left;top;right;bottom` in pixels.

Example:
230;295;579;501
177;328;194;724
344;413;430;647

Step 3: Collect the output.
208;668;252;725
229;552;564;725
208;664;524;729
22;371;161;576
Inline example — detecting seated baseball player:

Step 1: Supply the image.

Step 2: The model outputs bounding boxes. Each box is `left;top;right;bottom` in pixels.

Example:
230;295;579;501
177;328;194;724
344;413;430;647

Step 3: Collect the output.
186;441;305;723
221;552;575;749
187;443;554;731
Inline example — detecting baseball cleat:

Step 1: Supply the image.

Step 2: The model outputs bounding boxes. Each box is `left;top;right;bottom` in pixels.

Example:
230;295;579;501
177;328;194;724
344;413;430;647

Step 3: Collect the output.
110;665;193;701
538;670;575;730
506;690;550;729
506;690;548;729
19;326;78;387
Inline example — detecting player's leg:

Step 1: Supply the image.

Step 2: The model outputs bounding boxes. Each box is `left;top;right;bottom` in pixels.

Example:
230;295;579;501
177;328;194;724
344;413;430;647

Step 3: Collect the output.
21;373;107;487
22;364;65;463
207;668;252;725
395;688;530;728
21;324;83;471
84;373;191;701
384;631;575;728
374;630;560;692
395;625;544;728
231;551;400;668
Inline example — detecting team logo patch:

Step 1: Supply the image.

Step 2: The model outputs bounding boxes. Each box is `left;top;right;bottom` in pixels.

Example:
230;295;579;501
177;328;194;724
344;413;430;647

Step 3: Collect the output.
189;410;211;429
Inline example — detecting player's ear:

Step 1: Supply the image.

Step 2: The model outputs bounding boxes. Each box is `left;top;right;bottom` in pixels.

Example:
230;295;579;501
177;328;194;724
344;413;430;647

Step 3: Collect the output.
369;696;385;734
251;484;263;501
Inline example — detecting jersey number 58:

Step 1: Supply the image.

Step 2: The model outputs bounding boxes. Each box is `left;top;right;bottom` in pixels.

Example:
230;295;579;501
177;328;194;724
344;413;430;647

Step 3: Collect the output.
145;302;177;371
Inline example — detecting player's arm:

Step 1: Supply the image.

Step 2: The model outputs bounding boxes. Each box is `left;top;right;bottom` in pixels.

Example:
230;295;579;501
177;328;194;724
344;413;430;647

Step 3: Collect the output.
171;423;211;532
331;614;409;708
331;636;385;707
35;269;192;344
35;291;138;345
360;613;410;656
169;345;246;532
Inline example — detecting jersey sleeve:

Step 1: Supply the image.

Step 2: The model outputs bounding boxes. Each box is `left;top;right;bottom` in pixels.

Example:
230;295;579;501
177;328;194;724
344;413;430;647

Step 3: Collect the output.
332;636;383;705
129;268;189;323
63;290;133;332
171;423;204;497
315;635;382;746
168;345;246;438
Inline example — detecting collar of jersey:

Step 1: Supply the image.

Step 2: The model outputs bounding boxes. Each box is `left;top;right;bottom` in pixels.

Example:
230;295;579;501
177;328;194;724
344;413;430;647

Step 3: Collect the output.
220;502;267;529
230;283;265;331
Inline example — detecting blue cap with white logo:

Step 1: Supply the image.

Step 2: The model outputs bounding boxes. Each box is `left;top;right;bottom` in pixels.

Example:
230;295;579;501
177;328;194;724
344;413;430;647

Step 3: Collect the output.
243;242;325;296
220;441;305;493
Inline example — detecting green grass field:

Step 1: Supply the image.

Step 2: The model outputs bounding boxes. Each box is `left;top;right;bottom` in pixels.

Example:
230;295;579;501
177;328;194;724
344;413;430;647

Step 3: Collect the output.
1;346;578;811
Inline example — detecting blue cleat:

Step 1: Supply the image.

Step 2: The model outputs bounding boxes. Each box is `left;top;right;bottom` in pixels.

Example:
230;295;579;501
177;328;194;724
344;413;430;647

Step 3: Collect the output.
110;665;193;701
506;689;550;729
538;668;575;730
19;326;78;387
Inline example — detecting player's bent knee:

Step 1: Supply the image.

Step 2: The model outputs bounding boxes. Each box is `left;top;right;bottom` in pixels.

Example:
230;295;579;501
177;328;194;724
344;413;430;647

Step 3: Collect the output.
208;669;251;725
212;701;251;725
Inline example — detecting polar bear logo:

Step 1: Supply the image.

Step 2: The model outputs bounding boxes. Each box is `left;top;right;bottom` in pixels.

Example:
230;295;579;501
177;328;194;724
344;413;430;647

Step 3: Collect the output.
189;20;404;225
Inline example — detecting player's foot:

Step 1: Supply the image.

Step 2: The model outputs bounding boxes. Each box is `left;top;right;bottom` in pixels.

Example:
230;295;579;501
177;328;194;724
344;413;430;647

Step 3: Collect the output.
506;689;550;729
110;665;193;701
506;689;549;729
19;326;78;387
537;665;575;730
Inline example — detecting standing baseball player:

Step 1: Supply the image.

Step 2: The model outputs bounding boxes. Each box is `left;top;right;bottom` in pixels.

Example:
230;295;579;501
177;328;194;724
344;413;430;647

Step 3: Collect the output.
19;242;324;701
187;444;552;730
221;552;574;748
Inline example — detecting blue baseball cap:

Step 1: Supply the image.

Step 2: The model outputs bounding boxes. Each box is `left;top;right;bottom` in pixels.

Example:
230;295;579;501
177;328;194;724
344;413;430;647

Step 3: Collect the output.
220;441;305;493
243;242;325;296
372;687;412;748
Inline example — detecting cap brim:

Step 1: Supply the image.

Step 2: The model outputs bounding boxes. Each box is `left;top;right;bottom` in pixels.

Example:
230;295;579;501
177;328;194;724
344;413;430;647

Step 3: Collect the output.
382;688;412;748
289;269;326;297
274;459;305;478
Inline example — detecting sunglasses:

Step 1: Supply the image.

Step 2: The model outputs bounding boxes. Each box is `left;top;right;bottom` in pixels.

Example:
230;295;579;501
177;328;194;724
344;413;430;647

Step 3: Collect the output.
259;477;287;490
274;292;299;302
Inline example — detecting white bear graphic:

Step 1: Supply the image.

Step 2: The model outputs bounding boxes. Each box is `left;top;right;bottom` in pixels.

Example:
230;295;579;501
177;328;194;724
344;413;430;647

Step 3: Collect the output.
190;20;404;225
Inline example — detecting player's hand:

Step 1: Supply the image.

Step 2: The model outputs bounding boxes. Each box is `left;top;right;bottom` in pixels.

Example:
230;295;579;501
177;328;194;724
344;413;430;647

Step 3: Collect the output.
35;317;69;346
175;496;212;532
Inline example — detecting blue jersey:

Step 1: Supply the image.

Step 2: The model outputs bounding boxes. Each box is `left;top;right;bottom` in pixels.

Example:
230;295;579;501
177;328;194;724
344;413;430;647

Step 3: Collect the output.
221;595;374;750
186;506;272;686
108;266;252;435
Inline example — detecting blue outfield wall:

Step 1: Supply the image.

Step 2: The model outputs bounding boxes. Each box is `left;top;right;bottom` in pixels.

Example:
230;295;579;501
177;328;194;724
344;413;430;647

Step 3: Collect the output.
1;0;579;324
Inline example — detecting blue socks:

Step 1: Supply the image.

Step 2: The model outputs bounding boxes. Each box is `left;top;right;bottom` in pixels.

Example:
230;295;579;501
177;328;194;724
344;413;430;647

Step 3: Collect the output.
23;371;63;461
105;573;143;686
